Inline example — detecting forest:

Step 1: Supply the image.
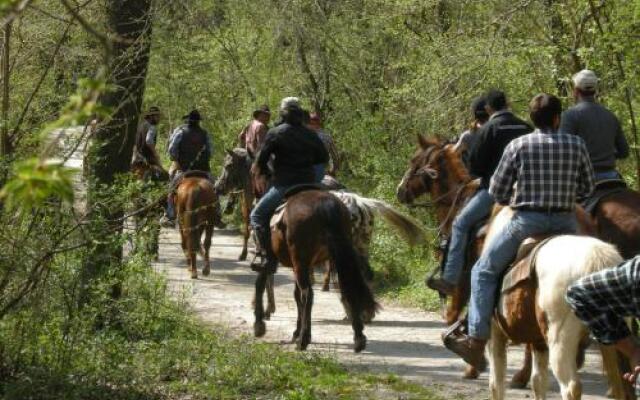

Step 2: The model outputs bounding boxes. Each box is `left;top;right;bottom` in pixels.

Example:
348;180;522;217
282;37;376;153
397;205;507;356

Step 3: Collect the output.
0;0;639;399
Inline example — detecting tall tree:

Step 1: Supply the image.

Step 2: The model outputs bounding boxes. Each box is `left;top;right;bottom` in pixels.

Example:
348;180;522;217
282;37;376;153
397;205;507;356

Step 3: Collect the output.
81;0;153;300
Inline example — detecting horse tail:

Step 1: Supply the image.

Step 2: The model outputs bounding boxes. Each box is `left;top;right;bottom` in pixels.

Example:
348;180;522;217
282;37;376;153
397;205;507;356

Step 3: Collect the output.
187;184;202;253
348;193;426;246
319;197;379;319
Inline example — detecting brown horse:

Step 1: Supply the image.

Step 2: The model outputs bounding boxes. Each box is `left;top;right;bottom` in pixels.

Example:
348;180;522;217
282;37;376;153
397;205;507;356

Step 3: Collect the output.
253;190;379;352
397;134;639;396
175;172;218;279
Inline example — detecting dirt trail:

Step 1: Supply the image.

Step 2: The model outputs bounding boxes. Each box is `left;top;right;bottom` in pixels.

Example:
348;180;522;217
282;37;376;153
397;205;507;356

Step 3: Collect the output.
154;227;611;400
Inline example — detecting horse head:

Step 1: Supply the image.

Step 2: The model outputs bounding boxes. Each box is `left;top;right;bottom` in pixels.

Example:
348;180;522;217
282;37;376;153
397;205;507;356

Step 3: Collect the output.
215;148;251;195
131;160;169;183
396;134;471;205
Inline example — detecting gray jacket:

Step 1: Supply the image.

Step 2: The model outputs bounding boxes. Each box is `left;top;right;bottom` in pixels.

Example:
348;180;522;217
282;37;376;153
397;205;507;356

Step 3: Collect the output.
559;98;629;171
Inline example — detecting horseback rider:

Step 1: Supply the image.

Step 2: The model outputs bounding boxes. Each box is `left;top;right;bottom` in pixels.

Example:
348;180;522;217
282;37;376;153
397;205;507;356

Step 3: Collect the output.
238;105;271;158
427;90;532;296
454;96;490;172
132;106;162;168
161;110;225;229
249;97;329;273
560;69;629;182
307;112;340;182
443;93;595;371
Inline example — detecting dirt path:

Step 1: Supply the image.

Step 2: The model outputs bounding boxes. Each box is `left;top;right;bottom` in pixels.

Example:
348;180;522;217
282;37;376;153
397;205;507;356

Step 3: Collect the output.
153;227;611;400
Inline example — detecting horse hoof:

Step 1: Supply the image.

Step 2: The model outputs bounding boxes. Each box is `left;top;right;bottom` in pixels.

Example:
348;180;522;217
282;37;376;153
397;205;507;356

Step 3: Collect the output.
296;335;310;351
254;321;266;337
321;284;330;292
264;312;271;321
239;252;247;261
190;272;198;279
509;378;528;389
202;267;211;277
463;365;479;380
354;335;367;353
291;332;299;344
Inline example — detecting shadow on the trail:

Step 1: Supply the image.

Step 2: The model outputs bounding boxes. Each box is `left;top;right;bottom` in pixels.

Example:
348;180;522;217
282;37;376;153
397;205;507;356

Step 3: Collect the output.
367;319;445;329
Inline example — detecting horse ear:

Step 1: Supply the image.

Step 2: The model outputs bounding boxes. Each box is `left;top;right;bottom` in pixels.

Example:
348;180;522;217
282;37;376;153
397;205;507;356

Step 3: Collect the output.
417;134;430;149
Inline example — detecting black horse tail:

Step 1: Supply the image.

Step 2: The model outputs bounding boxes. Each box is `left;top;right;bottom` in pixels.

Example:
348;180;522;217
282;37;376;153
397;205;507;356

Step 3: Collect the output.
319;197;379;320
187;184;203;252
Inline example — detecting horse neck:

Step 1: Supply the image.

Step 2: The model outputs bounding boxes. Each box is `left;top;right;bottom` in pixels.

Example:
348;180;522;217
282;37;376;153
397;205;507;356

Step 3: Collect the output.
428;153;473;232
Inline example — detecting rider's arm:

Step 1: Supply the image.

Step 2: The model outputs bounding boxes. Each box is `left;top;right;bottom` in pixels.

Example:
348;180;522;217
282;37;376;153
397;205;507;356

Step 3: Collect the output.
255;131;277;176
576;143;595;202
168;130;184;161
488;141;516;205
614;119;630;160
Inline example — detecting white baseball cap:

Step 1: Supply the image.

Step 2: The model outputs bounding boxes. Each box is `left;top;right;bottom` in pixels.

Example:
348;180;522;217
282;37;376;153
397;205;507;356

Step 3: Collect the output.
572;69;598;92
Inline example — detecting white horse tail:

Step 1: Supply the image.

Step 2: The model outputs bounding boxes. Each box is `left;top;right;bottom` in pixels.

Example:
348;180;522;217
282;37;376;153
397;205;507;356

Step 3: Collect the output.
331;191;426;246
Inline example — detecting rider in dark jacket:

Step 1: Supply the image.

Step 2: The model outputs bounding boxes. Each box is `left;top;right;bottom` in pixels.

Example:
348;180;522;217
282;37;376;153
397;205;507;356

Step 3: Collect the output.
250;97;329;273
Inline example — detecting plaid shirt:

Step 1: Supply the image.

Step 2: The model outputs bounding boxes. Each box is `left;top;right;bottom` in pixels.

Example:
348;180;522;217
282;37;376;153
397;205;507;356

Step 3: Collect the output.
489;129;595;210
566;256;640;344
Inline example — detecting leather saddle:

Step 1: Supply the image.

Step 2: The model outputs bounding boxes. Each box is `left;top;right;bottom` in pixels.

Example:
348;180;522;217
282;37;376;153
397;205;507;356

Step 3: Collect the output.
500;235;554;295
582;178;627;215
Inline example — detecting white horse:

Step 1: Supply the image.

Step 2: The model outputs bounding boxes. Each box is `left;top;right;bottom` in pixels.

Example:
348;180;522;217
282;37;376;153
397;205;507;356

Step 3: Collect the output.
486;207;626;400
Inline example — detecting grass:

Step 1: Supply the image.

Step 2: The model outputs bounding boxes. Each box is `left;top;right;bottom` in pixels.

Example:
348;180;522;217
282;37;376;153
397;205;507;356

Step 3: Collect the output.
0;251;446;400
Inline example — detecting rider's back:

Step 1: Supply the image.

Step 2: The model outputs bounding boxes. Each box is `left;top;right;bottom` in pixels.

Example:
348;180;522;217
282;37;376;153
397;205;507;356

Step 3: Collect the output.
560;100;629;171
259;122;328;187
469;111;532;188
175;124;211;172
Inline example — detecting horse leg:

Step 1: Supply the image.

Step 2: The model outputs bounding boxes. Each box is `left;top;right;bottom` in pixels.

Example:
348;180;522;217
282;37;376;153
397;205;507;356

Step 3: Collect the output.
239;195;249;261
265;273;275;320
510;344;533;389
488;321;508;400
291;283;302;343
530;348;549;400
322;261;331;292
202;223;213;276
296;268;313;351
548;322;582;400
253;270;269;337
350;297;367;353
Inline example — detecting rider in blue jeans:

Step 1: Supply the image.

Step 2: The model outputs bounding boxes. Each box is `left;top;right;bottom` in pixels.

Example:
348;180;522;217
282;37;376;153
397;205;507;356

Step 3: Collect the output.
249;98;329;273
443;93;595;371
428;90;532;295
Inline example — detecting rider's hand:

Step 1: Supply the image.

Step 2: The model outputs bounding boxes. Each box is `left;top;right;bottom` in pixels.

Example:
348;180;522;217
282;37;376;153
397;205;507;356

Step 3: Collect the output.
255;176;267;194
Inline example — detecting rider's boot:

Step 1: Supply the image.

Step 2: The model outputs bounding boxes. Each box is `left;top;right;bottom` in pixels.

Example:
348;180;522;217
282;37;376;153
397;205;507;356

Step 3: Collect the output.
251;227;278;274
160;194;176;228
213;199;227;229
426;277;455;296
442;331;487;373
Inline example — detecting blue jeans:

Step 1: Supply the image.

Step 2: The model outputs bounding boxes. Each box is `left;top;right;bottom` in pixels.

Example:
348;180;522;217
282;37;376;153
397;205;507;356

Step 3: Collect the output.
250;185;287;229
314;164;326;183
468;210;577;339
442;189;494;284
594;170;620;181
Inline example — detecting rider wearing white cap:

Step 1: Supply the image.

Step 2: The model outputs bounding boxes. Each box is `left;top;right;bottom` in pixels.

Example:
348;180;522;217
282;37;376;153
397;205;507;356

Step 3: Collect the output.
560;69;629;181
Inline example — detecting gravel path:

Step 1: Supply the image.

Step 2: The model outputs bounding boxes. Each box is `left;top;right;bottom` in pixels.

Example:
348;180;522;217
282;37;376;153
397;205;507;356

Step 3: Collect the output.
153;227;611;400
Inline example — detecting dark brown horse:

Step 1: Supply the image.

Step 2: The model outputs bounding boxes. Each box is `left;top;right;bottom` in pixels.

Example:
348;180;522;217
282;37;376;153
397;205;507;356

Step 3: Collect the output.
215;148;255;261
175;173;218;279
253;190;379;352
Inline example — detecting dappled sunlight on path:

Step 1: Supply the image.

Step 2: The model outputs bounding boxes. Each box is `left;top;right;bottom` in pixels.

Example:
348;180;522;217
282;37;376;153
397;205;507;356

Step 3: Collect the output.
153;227;611;400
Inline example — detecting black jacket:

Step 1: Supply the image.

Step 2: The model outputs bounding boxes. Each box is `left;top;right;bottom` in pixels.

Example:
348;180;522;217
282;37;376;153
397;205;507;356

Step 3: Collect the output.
257;122;329;187
469;110;533;188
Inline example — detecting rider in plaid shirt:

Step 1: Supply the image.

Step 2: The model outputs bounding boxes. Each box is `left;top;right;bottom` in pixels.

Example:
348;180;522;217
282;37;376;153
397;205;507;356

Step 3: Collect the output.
566;256;640;385
444;93;596;372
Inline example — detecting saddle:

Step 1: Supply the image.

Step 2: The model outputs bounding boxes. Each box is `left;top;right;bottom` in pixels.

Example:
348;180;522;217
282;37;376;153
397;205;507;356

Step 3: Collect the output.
500;236;554;294
582;178;627;214
170;170;213;191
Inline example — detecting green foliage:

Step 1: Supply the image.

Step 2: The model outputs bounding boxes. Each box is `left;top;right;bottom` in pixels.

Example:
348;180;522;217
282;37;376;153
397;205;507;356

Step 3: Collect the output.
0;158;74;211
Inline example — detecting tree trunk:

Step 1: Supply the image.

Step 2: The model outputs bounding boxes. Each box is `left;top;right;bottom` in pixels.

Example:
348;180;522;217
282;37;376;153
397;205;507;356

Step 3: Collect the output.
81;0;153;302
1;23;11;157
